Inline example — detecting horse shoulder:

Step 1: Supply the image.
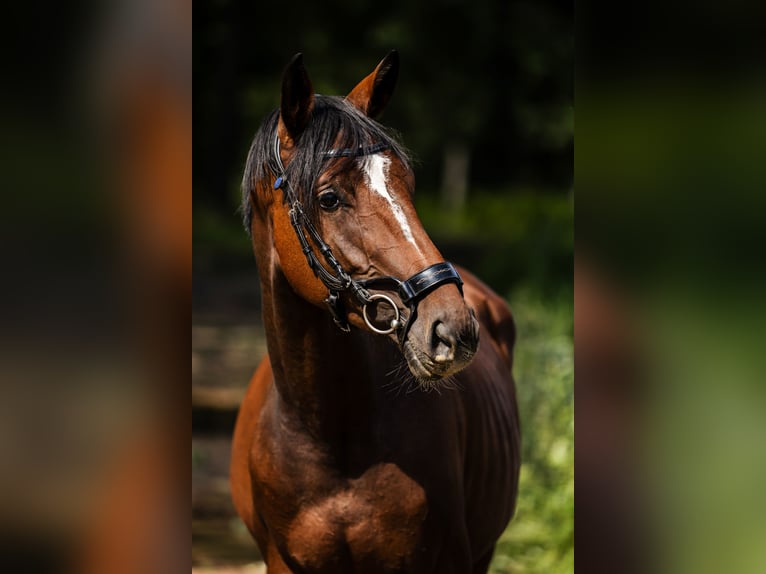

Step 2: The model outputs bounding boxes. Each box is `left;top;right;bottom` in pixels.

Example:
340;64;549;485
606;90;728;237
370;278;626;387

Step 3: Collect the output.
248;445;434;571
281;463;430;571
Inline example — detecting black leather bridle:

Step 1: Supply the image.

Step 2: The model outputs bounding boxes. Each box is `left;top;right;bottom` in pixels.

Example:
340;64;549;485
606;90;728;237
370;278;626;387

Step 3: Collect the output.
271;134;463;344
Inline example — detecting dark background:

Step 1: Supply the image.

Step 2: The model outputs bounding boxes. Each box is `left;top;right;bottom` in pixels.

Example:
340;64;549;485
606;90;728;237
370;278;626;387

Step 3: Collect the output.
194;0;573;199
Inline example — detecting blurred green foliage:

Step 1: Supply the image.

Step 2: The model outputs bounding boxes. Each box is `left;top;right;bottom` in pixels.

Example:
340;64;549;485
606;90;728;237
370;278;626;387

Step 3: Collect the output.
416;189;573;296
491;286;573;574
578;86;766;290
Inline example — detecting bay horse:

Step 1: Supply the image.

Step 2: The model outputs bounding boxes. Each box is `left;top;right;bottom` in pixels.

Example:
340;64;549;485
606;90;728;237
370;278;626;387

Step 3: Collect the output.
231;51;520;573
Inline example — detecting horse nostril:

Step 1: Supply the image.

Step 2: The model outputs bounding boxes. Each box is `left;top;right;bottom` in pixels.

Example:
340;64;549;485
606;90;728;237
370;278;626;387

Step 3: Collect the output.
432;321;456;363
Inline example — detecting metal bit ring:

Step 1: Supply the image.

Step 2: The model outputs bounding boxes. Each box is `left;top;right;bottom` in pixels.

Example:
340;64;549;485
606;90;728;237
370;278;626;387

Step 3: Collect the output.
362;294;401;335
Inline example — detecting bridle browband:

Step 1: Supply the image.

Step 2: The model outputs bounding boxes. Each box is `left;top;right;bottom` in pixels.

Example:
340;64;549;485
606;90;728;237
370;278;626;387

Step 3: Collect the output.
270;133;463;344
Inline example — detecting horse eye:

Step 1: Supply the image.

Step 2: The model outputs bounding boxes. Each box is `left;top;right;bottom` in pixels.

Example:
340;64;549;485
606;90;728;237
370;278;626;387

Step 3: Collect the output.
317;190;341;211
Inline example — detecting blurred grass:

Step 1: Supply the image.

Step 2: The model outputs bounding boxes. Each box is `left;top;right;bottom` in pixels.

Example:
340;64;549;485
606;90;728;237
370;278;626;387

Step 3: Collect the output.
491;285;574;574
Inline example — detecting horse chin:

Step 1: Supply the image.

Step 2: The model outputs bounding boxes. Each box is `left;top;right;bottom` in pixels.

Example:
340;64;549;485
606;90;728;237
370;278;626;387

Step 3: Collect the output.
401;340;475;389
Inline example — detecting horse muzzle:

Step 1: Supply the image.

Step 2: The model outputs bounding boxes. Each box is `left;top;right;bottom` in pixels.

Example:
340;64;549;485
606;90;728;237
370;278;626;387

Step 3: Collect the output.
401;300;480;384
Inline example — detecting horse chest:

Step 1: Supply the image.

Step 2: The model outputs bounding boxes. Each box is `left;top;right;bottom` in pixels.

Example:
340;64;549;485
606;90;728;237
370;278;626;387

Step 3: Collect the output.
265;462;429;571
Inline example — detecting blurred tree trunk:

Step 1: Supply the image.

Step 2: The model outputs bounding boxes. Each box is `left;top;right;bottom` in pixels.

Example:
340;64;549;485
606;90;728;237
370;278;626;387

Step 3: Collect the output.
440;141;470;211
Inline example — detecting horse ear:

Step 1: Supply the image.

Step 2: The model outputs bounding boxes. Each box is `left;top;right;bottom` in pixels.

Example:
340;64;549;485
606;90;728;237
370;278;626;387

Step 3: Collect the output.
279;53;314;142
346;50;399;119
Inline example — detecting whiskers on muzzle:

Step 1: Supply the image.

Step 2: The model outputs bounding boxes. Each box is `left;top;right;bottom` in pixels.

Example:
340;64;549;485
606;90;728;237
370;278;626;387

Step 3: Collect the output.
401;335;477;389
382;350;466;396
381;307;479;394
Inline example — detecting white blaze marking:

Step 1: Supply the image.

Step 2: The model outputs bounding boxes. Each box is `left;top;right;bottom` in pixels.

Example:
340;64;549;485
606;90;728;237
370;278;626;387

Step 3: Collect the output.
361;154;416;244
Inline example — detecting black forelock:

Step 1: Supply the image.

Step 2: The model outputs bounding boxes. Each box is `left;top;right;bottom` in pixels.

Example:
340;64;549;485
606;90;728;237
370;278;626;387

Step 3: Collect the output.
240;95;411;235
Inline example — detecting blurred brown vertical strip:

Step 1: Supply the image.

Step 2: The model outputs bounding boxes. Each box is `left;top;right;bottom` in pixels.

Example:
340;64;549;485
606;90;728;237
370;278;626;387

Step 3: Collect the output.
78;0;191;573
574;257;649;574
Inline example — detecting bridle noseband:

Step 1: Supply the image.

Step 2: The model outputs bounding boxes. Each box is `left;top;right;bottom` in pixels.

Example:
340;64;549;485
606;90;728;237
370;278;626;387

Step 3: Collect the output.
271;134;463;344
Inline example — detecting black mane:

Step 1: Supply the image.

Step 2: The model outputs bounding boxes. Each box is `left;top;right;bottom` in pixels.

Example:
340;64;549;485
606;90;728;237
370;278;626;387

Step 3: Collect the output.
240;95;411;234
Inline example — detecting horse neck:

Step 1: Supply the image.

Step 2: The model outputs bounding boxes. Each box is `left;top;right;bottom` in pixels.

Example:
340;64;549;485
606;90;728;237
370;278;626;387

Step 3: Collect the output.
260;262;392;440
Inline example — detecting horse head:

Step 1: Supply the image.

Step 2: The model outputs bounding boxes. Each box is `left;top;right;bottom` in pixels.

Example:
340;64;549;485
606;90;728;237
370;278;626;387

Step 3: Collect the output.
244;52;479;385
